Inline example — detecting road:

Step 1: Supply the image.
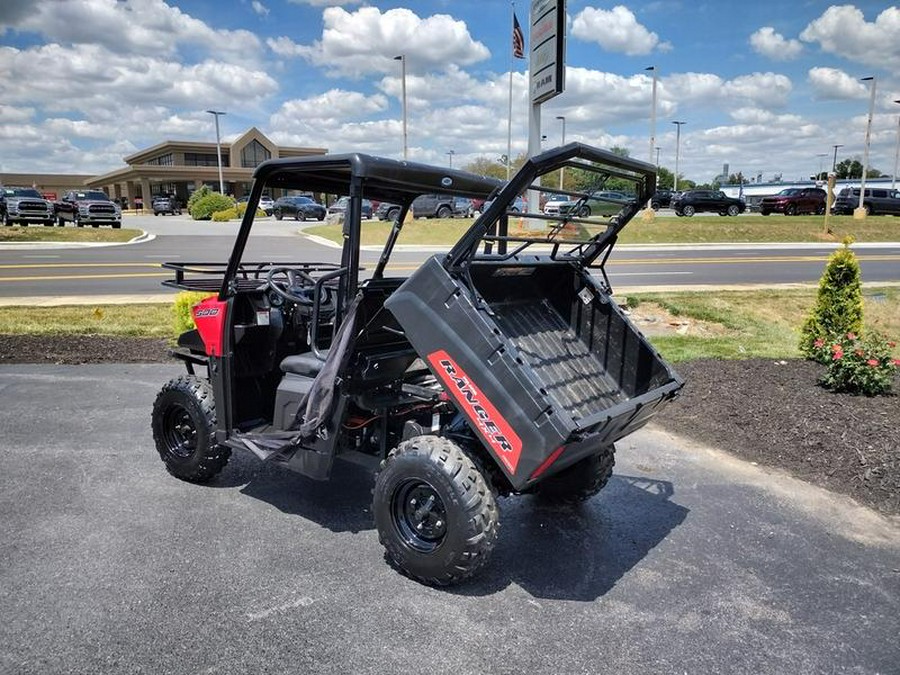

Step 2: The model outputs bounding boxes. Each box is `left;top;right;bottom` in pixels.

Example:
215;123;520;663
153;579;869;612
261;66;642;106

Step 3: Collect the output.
0;363;897;674
1;214;898;299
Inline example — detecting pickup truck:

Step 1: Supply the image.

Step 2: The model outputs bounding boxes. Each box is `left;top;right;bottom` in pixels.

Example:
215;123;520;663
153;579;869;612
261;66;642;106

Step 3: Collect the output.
55;190;122;228
1;186;56;226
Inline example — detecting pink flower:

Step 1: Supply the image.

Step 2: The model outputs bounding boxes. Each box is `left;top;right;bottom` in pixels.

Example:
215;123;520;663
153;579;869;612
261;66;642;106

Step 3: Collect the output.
889;341;897;349
832;350;844;361
893;359;900;367
847;332;857;340
867;359;879;367
813;338;825;349
831;344;842;352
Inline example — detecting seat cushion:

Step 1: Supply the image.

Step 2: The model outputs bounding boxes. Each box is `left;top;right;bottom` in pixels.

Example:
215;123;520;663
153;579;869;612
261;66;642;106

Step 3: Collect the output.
280;351;329;377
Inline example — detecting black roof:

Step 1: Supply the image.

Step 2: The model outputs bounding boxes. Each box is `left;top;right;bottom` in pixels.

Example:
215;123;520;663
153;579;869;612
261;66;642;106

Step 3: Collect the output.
253;153;504;205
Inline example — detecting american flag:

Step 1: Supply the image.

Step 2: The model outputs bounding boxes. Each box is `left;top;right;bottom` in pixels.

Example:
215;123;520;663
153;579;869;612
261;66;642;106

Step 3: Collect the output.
513;13;525;59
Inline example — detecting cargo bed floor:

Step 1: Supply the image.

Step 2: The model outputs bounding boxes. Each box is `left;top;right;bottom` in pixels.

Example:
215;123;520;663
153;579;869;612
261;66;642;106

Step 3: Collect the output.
490;299;626;420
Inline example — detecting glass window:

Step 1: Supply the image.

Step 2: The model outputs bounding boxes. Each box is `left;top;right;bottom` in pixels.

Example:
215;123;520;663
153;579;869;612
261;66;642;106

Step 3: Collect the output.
241;139;271;168
184;152;229;167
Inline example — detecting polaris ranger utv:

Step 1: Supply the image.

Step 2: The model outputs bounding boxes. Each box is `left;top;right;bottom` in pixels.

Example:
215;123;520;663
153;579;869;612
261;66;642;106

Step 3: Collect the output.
151;143;683;586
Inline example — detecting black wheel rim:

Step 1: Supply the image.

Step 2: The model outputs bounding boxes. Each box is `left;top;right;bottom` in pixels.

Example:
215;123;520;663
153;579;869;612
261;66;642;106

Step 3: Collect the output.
162;404;197;458
391;479;447;553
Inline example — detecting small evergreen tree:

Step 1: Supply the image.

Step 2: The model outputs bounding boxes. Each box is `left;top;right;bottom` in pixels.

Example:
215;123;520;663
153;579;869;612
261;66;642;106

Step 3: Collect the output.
799;237;864;361
187;185;212;213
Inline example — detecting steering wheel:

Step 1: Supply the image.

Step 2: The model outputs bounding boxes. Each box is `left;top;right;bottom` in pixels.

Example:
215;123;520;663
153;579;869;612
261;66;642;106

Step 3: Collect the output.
265;266;335;311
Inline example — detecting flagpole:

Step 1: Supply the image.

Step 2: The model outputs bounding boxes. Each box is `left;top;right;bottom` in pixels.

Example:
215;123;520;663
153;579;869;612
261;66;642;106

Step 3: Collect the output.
506;2;515;180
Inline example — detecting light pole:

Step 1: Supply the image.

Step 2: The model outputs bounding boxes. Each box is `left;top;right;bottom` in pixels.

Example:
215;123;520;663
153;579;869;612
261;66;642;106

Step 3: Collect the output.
831;144;843;173
672;121;686;192
393;55;408;160
646;66;657;165
856;76;876;217
892;100;900;190
205;109;226;194
555;115;566;189
655;146;661;166
816;153;828;180
446;149;455;168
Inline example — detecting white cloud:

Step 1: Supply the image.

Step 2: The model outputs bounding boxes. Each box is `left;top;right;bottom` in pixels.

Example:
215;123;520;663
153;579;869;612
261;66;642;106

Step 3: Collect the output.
571;6;671;56
251;1;269;17
722;72;792;107
749;27;802;60
800;5;900;69
5;0;263;65
807;67;869;100
0;104;34;123
282;6;490;77
288;0;361;5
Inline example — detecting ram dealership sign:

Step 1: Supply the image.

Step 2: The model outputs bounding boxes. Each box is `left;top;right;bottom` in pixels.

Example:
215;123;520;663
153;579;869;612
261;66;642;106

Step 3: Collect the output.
530;0;565;104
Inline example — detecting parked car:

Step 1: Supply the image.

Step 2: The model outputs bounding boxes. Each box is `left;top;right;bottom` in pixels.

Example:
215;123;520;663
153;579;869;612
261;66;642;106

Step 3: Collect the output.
238;195;275;216
452;197;474;218
671;189;745;217
151;195;182;216
758;187;826;216
557;190;632;217
327;196;373;219
542;193;570;215
831;187;900;216
1;186;55;226
273;195;326;221
411;193;455;219
375;202;401;221
482;195;528;213
650;189;675;210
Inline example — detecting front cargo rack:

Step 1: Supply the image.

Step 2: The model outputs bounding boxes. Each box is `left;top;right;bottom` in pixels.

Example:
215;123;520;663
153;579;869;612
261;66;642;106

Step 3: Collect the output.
162;261;343;293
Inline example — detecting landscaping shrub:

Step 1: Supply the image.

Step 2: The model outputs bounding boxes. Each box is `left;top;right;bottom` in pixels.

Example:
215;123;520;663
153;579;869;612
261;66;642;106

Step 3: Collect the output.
212;208;236;222
172;291;214;339
190;192;234;220
799;238;863;361
187;185;211;213
817;331;899;396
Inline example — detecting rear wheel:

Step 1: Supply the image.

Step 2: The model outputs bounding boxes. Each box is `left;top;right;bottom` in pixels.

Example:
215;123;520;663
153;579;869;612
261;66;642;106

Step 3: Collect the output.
151;376;231;483
760;210;770;216
727;204;740;216
534;446;616;505
112;222;121;229
682;205;695;217
373;435;499;586
274;211;283;221
863;203;872;216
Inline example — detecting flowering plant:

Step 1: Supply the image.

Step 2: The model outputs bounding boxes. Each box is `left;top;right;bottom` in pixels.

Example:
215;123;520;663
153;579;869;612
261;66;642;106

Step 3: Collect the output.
816;331;899;396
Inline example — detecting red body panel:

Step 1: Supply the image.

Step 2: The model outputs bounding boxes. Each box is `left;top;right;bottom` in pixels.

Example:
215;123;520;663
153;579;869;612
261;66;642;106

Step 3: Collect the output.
192;298;228;357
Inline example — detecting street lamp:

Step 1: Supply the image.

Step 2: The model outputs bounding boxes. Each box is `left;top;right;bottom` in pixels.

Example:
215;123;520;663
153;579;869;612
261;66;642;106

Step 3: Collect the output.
205;109;226;194
446;149;455;168
816;153;828;180
857;76;876;217
672;121;686;192
892;100;900;190
831;144;843;173
393;55;408;160
655;146;661;166
555;115;566;189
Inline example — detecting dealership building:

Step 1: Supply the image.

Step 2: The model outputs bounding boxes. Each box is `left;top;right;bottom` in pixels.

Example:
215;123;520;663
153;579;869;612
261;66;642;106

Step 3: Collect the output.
1;128;326;205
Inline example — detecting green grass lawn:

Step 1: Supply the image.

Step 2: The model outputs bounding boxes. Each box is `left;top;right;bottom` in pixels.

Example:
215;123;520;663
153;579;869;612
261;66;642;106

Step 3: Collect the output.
0;226;141;243
1;287;897;362
305;214;900;247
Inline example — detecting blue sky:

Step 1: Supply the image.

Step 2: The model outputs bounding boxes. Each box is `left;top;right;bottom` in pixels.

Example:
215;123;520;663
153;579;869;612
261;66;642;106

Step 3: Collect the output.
1;1;899;184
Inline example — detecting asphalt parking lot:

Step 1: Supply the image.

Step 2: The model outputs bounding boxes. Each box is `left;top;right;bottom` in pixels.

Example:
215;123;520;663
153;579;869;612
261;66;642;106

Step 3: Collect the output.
1;364;898;674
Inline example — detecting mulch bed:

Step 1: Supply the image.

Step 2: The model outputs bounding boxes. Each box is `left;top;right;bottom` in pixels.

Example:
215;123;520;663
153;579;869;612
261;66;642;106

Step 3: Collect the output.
1;336;897;516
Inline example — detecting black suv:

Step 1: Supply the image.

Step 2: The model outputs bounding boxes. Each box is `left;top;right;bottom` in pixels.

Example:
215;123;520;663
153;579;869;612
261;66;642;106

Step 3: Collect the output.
411;193;454;219
273;195;326;221
672;190;745;217
832;187;900;216
759;188;826;216
650;189;675;210
152;195;182;216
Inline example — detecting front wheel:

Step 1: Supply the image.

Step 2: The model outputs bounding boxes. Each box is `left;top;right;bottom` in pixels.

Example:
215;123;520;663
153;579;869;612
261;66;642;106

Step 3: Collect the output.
274;211;283;221
373;436;499;586
682;205;695;217
534;446;616;505
785;204;797;216
436;205;452;219
816;204;826;215
727;204;740;216
151;376;231;483
578;205;591;218
75;214;83;227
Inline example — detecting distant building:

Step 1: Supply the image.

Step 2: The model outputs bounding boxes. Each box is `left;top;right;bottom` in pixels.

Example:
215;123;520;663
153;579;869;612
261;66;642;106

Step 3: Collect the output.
87;127;326;204
2;128;326;205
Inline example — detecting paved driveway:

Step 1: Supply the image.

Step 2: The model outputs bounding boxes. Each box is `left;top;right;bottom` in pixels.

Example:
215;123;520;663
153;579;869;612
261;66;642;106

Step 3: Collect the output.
0;364;897;674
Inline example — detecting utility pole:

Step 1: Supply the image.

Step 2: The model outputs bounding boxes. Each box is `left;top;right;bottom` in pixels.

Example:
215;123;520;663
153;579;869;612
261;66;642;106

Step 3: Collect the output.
205;110;226;194
672;121;686;192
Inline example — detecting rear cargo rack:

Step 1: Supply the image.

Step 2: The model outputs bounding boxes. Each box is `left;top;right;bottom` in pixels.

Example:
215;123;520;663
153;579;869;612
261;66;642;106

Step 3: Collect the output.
445;143;655;290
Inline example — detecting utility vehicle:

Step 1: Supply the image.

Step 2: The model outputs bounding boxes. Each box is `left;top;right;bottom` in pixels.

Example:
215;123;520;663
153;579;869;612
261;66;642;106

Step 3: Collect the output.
151;143;683;585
